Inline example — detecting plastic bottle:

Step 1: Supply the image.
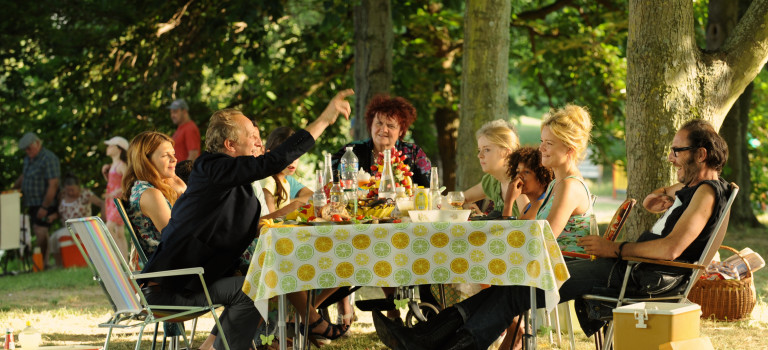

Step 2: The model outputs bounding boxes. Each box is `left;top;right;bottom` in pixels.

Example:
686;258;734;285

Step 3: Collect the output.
340;147;359;215
3;328;14;350
17;322;41;349
414;187;429;211
378;149;397;201
428;167;441;210
312;170;327;217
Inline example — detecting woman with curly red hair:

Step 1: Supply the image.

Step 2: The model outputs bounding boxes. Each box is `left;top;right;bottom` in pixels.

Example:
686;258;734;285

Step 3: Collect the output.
331;94;432;187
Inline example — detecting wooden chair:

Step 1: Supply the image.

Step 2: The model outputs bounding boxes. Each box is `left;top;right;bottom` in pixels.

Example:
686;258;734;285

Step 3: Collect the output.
66;216;229;350
583;183;738;350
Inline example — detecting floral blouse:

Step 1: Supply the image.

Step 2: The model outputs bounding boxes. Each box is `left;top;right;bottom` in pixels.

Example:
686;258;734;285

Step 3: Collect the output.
128;180;170;256
331;139;432;188
536;176;594;254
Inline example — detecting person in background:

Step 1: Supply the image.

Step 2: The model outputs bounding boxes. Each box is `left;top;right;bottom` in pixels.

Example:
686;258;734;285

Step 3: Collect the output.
168;98;201;161
331;94;432;187
47;173;104;268
13;132;61;269
101;136;129;260
121;131;186;256
463;120;524;217
261;126;313;216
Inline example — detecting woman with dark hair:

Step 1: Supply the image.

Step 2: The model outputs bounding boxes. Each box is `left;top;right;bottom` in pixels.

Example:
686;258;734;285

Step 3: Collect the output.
331;94;432;187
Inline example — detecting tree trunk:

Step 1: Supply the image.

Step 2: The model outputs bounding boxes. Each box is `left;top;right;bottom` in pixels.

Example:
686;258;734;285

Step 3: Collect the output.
625;0;768;238
708;0;762;227
456;0;510;190
434;107;459;191
353;0;393;140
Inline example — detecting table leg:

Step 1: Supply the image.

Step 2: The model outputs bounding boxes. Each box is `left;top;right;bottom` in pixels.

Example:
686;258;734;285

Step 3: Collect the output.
528;287;537;350
278;294;287;350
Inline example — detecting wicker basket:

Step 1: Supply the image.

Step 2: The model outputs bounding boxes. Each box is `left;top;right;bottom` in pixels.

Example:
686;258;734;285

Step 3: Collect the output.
688;245;757;321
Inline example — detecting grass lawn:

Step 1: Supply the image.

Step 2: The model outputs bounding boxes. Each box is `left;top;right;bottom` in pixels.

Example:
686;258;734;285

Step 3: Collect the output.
2;217;767;349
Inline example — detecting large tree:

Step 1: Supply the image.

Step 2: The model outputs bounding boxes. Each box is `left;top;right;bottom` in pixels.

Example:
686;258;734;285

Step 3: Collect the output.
456;0;511;190
625;0;768;236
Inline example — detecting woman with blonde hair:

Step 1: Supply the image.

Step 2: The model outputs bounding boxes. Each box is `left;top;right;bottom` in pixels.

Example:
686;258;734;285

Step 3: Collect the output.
537;104;595;253
463;119;525;217
121;131;186;255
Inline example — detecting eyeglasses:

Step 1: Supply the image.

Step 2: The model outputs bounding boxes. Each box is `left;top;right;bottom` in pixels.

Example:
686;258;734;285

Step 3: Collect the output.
670;145;698;157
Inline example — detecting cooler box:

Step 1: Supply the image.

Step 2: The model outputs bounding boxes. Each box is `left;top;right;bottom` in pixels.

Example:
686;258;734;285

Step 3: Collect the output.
60;234;87;268
613;302;700;350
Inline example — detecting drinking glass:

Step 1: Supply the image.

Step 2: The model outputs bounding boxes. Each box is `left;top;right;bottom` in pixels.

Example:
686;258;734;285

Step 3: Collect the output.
447;191;465;210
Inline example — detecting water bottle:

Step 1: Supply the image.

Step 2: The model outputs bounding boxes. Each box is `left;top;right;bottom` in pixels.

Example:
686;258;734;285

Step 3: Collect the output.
312;170;327;217
17;321;41;349
340;147;359;215
428;167;441;210
378;149;397;200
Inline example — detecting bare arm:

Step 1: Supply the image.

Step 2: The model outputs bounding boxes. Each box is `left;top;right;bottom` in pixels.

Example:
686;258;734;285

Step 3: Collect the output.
13;175;22;190
580;184;717;260
263;189;278;214
502;178;523;217
37;178;60;219
293;187;313;204
305;89;354;140
187;149;200;161
643;183;685;213
139;188;173;233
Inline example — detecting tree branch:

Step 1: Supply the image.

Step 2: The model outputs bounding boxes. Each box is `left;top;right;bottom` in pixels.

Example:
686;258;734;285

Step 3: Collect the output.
712;0;768;120
516;0;576;21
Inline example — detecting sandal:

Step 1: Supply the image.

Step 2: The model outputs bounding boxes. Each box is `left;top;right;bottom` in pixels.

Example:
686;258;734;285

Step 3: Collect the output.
300;316;348;347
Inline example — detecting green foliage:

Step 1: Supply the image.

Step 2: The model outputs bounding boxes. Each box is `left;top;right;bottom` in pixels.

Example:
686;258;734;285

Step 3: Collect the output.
508;0;628;166
748;69;768;209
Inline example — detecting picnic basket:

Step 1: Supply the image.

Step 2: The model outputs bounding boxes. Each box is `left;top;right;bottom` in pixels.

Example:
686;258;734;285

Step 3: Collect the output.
688;245;756;321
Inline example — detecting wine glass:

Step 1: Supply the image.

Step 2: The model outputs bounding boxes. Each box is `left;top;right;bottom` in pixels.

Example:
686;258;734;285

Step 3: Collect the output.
447;191;465;210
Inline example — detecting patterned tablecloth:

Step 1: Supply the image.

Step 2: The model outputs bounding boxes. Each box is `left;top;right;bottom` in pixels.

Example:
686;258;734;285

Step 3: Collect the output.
243;220;569;316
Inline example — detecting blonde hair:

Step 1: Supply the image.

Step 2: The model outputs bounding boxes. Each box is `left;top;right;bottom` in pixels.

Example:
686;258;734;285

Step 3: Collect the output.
121;131;179;205
475;119;520;152
541;104;592;162
206;108;243;153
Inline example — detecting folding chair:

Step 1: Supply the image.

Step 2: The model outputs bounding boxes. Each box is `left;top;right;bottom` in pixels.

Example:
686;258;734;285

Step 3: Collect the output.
114;198;197;350
66;216;230;350
582;183;738;350
524;198;636;350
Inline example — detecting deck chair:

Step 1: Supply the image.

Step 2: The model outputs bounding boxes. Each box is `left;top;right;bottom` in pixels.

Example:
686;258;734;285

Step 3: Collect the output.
582;183;738;350
66;216;230;350
114;198;197;350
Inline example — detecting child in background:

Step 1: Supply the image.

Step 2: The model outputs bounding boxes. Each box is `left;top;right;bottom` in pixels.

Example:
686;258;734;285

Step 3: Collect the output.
47;173;104;267
101;136;129;259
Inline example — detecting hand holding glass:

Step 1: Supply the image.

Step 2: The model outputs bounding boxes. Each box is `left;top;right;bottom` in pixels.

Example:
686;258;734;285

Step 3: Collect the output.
447;191;465;210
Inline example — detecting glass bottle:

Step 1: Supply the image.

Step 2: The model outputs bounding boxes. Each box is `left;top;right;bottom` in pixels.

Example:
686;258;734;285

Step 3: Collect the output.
329;182;343;207
312;170;327;217
4;328;14;350
322;153;334;197
429;167;441;210
378;149;397;200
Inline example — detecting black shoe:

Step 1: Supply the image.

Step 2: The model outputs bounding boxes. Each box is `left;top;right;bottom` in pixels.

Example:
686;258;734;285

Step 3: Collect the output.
440;329;477;350
373;310;427;350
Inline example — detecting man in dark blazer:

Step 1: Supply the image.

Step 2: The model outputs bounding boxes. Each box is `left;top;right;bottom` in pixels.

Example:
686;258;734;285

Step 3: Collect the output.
140;89;353;350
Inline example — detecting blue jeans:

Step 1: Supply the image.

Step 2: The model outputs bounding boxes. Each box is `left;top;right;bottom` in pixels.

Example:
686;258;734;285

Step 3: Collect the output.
454;258;621;349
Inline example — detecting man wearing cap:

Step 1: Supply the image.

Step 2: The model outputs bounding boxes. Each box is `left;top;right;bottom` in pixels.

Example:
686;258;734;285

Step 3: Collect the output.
168;99;201;162
13;132;61;269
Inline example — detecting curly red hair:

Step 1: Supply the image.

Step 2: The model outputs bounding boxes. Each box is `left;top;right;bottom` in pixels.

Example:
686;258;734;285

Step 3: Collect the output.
364;95;417;140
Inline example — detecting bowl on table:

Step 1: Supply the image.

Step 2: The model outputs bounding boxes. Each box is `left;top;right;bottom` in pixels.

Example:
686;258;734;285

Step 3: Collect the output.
408;209;471;223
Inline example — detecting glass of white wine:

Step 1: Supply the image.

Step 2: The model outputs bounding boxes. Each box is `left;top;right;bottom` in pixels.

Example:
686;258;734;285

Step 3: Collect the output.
447;191;465;210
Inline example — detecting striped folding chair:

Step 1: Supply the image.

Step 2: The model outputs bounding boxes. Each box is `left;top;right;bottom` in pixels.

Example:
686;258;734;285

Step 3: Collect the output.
66;216;230;350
